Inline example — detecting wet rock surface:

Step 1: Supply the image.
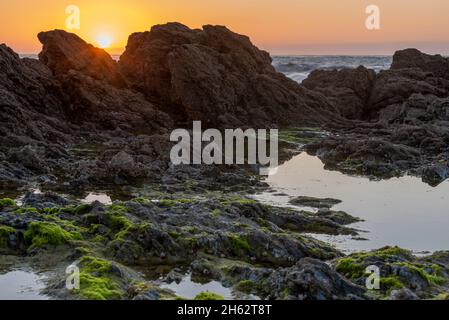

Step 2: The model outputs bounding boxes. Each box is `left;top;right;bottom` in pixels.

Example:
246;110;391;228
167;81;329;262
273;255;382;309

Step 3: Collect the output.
289;196;342;209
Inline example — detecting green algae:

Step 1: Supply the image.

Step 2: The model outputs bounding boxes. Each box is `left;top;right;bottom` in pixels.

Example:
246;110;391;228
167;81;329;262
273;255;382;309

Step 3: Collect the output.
0;225;15;248
228;234;251;253
194;291;224;300
0;198;16;209
74;256;124;300
24;222;82;249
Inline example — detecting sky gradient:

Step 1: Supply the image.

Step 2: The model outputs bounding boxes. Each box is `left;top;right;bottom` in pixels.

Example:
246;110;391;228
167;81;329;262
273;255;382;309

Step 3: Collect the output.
1;0;448;55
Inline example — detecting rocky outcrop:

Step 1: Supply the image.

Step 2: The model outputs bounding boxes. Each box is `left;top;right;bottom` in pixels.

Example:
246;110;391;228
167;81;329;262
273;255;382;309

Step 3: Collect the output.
0;44;75;187
303;66;376;119
38;30;124;86
263;258;365;300
334;247;449;299
391;48;449;80
0;38;172;189
119;23;341;128
368;68;449;116
37;30;172;132
300;48;449;185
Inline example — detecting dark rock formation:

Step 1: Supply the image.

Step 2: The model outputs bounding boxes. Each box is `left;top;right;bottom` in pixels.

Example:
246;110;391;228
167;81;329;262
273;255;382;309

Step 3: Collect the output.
37;30;173;132
119;22;342;128
334;247;449;299
289;196;342;209
368;68;449;116
0;44;74;188
38;30;124;86
391;48;449;80
303;66;375;119
264;258;365;300
301;48;449;185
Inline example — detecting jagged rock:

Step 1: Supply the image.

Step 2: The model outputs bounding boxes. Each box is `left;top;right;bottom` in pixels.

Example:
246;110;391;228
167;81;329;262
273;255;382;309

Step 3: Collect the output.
390;288;419;300
38;30;124;86
37;30;172;132
391;48;449;80
264;258;365;300
22;192;72;208
119;23;342;128
302;66;375;119
421;164;449;187
7;146;48;172
56;70;173;131
368;68;449;116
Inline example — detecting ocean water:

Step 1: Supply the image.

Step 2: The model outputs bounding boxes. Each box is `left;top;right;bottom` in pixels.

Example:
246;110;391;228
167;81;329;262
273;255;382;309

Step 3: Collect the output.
272;55;392;83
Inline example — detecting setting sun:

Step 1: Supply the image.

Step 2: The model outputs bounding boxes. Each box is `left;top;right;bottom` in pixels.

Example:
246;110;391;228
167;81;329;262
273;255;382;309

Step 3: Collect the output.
96;34;113;49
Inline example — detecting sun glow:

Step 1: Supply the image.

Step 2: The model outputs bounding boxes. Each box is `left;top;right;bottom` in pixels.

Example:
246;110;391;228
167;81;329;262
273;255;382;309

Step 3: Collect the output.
96;34;113;49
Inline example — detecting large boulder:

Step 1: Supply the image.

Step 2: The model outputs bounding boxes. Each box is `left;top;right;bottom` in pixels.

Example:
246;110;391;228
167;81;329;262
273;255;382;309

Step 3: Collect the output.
119;23;341;128
55;70;172;132
391;48;449;80
38;30;124;86
367;68;449;117
264;258;365;300
0;44;74;187
302;66;376;119
36;30;172;132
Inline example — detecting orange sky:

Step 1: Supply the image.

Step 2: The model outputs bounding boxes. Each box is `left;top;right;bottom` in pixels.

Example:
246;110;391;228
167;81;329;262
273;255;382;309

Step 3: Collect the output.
1;0;449;55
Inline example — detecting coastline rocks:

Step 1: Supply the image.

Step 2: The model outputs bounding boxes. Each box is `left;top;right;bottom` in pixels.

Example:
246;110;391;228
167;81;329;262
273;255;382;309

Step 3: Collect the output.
263;258;365;300
302;66;375;119
298;49;449;184
226;258;365;300
391;48;449;80
55;70;173;131
334;247;449;299
119;23;341;128
368;68;449;116
38;30;124;86
37;30;173;132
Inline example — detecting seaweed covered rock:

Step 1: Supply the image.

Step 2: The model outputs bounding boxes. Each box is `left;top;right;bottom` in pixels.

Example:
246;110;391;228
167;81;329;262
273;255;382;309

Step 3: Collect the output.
333;247;449;299
265;258;365;300
225;257;365;300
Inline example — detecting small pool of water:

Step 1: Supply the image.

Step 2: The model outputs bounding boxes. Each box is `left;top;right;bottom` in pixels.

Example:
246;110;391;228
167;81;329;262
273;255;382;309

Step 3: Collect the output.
0;270;49;300
160;274;258;300
255;153;449;254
